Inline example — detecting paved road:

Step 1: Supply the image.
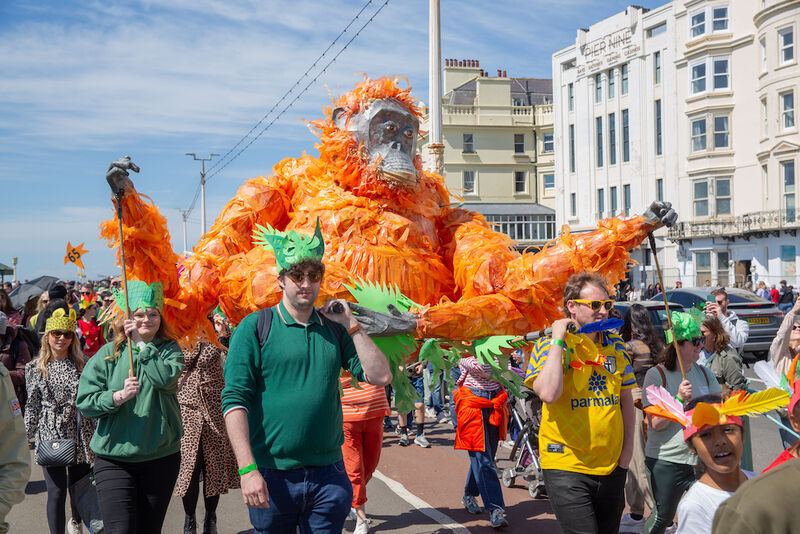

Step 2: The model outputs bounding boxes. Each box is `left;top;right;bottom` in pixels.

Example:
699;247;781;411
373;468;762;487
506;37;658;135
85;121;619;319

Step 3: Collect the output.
7;360;787;533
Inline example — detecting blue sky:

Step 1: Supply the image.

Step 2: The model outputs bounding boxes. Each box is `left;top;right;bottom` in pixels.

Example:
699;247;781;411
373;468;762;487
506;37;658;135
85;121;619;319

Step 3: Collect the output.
0;0;665;282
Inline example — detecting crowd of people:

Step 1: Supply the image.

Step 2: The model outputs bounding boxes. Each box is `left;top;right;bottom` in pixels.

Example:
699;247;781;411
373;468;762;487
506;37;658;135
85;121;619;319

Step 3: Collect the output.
1;258;800;534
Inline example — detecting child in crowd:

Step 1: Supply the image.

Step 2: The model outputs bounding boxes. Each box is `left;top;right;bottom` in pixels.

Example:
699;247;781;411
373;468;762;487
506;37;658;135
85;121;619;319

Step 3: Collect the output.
643;384;789;534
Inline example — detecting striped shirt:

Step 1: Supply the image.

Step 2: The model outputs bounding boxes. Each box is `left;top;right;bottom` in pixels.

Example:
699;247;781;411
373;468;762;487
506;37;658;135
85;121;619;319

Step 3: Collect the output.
458;356;525;392
340;378;390;422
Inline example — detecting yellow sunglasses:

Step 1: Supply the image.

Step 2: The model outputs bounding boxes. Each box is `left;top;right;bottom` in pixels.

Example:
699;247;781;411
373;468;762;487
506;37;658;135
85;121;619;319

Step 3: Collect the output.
571;299;614;311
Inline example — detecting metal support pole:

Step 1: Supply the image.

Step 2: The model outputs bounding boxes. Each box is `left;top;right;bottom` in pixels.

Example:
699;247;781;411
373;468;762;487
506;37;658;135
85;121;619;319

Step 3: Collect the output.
427;0;444;176
186;153;219;234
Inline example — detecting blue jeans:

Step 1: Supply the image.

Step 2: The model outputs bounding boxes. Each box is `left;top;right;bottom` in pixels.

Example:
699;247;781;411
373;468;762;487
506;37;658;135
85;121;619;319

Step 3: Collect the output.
464;388;505;512
779;302;793;314
248;460;353;534
450;366;461;430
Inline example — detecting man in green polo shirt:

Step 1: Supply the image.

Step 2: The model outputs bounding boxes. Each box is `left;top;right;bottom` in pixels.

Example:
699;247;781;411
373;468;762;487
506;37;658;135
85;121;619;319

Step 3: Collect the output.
221;221;392;534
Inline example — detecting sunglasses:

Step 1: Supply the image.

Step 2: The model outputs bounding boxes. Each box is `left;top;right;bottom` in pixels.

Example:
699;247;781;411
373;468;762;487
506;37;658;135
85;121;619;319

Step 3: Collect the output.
81;291;92;295
286;271;323;284
572;299;614;311
51;331;74;339
792;325;800;331
680;336;704;347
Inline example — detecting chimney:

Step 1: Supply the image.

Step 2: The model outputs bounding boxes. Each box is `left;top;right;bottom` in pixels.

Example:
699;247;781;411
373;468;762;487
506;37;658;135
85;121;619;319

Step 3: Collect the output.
497;69;502;77
503;70;507;77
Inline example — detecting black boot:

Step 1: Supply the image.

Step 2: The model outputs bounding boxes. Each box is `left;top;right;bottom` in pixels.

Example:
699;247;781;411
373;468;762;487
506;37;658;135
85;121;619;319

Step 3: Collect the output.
183;514;197;534
203;512;217;534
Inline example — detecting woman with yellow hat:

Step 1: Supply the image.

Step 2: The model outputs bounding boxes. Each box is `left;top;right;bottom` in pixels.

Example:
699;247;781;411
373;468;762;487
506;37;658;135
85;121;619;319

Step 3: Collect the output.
25;308;96;534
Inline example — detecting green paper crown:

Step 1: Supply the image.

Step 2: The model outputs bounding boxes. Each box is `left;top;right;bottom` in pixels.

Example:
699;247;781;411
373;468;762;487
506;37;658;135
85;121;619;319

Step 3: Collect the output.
252;219;325;272
665;310;703;343
113;281;164;312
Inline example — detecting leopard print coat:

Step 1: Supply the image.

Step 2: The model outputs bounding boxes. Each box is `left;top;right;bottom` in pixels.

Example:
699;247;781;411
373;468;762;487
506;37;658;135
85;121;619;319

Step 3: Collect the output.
174;342;239;498
25;358;97;464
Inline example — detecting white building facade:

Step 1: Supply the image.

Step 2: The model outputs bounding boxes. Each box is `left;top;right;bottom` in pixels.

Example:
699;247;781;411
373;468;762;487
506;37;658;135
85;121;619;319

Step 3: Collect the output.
553;1;800;289
553;4;678;288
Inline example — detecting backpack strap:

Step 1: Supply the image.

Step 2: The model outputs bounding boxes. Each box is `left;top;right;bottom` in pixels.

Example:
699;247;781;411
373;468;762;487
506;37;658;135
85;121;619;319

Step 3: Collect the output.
656;364;667;388
256;307;274;348
698;364;711;387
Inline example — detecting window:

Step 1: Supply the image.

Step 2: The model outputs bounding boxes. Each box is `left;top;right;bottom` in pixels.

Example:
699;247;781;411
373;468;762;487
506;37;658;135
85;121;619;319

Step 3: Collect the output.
596;116;604;167
463;133;474;153
763;164;769;202
609;112;617;165
485;215;555;241
611;186;618;215
690;10;705;38
689;5;729;39
544;173;555;192
717;251;730;286
648;23;667;37
714;115;729;149
514;171;527;194
513;97;525;107
691;117;707;152
568;83;574;111
655;100;662;155
514;134;525;153
570;193;577;217
569;124;575;172
713;58;730;90
622;109;630;162
623;184;631;216
712;6;728;32
654;51;661;84
621;64;629;95
543;132;554;153
597;188;605;219
694;180;709;217
691;61;706;93
656;178;664;202
781;245;797;280
690;57;730;94
779;27;795;65
608;68;615;98
716;177;731;215
781;91;795;129
762;97;769;136
761;37;767;72
784;160;796;222
595;73;603;103
695;251;712;287
463;170;476;194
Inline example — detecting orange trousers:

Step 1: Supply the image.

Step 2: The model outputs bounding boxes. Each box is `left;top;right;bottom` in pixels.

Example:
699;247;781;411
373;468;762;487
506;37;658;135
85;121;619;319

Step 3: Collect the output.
341;416;384;508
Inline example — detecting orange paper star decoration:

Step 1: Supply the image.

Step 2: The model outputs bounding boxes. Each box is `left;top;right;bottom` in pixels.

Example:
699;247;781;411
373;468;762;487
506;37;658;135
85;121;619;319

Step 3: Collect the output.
65;242;89;270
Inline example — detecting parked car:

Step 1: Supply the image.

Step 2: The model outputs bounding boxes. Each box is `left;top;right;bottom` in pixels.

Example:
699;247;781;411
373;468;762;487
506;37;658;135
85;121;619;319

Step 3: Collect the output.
614;300;685;344
662;288;782;360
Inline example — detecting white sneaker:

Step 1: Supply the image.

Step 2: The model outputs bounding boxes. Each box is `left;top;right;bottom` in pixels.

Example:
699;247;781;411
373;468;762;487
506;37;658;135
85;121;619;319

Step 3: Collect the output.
354;517;370;534
67;519;83;534
664;524;677;534
425;407;437;418
414;434;431;448
619;513;645;533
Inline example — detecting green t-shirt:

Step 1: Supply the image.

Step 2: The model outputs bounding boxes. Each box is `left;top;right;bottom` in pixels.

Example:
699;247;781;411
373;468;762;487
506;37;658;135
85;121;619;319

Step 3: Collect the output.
220;302;364;470
641;362;721;465
76;338;184;462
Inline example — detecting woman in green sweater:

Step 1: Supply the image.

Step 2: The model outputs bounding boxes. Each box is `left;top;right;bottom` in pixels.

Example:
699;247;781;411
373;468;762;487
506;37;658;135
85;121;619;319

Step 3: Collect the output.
77;281;184;534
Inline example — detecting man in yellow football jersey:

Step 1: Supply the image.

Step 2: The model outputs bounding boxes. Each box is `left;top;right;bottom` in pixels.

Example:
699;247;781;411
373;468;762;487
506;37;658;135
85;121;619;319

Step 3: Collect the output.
525;272;635;533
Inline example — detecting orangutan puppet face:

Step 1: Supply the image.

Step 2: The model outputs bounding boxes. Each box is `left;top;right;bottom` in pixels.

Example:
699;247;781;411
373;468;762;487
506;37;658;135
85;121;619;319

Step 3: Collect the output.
332;98;420;188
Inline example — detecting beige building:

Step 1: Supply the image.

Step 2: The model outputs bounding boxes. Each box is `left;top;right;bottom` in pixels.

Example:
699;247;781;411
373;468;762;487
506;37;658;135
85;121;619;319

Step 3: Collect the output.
669;0;799;287
421;59;555;248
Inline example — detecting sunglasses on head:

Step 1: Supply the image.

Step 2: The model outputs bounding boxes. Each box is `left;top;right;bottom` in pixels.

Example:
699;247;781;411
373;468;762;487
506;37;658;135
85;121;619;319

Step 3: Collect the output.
572;299;614;311
51;330;73;339
286;271;323;284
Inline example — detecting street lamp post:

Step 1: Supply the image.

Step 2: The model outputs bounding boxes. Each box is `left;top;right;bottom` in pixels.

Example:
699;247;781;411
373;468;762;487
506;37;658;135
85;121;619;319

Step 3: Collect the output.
11;256;17;283
428;0;444;176
185;153;219;234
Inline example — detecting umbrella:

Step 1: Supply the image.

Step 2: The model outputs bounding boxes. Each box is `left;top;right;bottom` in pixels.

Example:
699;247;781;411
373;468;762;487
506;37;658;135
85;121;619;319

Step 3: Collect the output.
8;275;60;312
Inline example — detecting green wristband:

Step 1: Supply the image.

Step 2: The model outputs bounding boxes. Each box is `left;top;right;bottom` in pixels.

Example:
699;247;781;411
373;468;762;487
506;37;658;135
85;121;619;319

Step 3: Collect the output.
551;338;566;349
238;463;258;476
674;394;685;404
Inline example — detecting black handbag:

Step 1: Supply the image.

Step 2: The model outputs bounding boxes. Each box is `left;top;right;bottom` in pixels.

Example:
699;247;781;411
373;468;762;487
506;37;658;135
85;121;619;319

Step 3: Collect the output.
36;438;77;467
70;471;104;533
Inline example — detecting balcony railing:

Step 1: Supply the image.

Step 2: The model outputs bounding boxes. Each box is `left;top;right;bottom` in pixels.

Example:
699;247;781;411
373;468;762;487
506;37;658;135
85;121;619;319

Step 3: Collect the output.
668;209;799;240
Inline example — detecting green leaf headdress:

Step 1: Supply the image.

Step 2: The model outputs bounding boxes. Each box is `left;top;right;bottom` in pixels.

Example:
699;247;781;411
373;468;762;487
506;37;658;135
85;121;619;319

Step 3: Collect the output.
112;281;164;312
252;219;325;271
665;310;704;343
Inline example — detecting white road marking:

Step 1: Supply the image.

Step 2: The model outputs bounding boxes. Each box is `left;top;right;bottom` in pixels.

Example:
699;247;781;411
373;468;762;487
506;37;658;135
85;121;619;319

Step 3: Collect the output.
373;470;471;534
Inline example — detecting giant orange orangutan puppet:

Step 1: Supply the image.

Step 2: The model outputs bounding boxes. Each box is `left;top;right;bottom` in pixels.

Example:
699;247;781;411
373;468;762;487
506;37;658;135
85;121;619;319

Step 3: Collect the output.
101;76;676;346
